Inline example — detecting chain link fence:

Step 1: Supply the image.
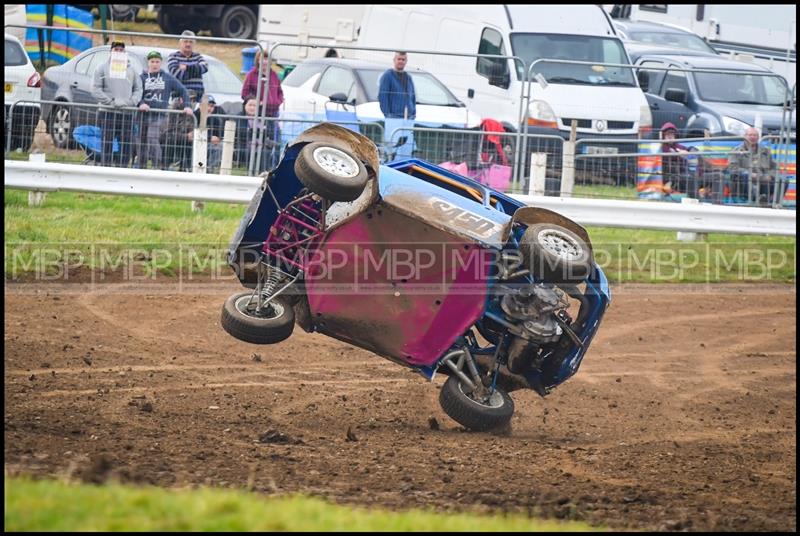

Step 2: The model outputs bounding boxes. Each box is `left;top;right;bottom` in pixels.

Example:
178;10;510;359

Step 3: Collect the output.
4;23;796;208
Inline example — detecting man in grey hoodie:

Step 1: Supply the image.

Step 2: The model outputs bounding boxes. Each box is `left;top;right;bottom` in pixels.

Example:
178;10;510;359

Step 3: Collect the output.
91;41;143;167
136;50;193;169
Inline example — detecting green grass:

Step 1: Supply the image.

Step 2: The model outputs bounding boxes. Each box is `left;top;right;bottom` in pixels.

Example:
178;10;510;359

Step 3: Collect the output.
4;189;795;283
573;183;637;200
4;476;601;532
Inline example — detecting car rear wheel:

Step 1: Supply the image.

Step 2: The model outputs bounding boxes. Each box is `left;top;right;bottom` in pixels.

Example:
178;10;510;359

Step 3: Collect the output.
48;104;74;149
519;223;592;283
156;9;180;35
294;142;368;202
212;6;257;40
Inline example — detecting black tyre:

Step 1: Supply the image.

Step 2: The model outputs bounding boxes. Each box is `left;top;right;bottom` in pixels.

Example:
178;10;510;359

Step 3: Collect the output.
294;142;368;202
156;9;180;35
221;292;295;344
48;104;73;149
439;374;514;432
519;223;592;283
213;5;257;40
110;5;138;21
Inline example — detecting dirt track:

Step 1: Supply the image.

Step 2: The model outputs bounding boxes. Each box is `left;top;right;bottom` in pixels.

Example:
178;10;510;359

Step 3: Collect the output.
4;281;796;531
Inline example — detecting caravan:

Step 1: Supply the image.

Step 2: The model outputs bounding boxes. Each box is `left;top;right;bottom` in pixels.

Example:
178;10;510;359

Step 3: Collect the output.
355;4;652;146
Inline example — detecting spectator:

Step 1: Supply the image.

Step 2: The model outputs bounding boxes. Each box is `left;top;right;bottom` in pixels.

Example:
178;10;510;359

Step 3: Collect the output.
241;49;284;119
727;127;777;206
233;96;280;173
193;93;226;172
378;51;416;120
161;92;197;171
137;50;193;169
167;30;208;99
90;40;143;167
659;122;693;196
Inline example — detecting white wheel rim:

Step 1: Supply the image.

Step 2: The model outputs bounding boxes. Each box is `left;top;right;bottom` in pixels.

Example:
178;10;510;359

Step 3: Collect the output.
540;229;583;260
312;146;359;178
234;295;284;319
457;381;505;409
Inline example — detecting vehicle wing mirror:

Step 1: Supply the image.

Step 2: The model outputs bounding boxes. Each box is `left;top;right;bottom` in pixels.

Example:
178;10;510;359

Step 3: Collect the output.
487;63;510;89
665;88;688;104
328;92;348;104
637;70;650;92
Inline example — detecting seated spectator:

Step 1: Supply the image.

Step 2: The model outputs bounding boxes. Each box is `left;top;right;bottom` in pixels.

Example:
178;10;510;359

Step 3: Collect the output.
233;96;281;173
659;122;694;196
726;127;777;206
193;94;226;172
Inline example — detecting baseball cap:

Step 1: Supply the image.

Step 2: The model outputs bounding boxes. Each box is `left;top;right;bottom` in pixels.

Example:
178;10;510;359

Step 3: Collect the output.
110;40;125;49
146;50;162;60
180;30;196;39
206;94;216;104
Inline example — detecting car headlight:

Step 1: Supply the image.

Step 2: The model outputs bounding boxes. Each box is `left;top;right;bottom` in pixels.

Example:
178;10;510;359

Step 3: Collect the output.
639;104;652;129
527;99;558;129
721;116;750;136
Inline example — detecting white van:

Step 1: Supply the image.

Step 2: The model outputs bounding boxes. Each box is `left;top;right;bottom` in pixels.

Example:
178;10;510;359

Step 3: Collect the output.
356;5;652;143
257;5;366;63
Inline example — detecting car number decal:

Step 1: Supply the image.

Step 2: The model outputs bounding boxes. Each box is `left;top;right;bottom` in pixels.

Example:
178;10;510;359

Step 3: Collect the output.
430;198;502;239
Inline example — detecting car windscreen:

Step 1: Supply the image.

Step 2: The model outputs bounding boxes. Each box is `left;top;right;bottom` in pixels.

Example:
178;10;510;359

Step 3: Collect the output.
628;31;717;54
282;62;326;87
510;33;636;86
5;39;28;67
358;69;463;106
693;70;788;106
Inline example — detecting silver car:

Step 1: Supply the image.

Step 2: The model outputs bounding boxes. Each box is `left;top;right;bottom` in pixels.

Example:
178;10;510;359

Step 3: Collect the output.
41;44;243;148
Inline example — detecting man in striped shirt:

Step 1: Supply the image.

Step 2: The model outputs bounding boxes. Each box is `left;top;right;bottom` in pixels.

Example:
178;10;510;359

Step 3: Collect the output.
167;30;208;99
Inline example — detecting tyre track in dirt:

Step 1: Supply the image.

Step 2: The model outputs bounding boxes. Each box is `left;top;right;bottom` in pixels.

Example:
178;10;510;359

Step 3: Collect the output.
4;282;796;531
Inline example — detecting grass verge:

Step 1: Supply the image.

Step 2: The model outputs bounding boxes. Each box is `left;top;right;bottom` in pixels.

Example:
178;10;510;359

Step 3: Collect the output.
4;476;601;532
4;190;795;283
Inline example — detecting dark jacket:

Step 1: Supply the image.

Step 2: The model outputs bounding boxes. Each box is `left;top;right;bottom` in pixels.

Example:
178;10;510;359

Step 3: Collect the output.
378;68;416;119
140;69;190;111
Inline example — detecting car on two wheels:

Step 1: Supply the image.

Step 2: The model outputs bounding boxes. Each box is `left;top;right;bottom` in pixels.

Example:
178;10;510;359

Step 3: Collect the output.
221;122;610;432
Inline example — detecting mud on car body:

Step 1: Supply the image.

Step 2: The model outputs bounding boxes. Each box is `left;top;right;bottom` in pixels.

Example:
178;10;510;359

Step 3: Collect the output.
223;122;610;432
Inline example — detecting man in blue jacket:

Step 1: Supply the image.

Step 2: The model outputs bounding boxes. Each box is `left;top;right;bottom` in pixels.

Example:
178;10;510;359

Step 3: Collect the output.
378;51;416;120
137;50;193;169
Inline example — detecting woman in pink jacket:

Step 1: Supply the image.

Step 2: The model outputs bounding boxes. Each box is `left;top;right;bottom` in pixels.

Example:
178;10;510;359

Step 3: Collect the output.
241;50;284;118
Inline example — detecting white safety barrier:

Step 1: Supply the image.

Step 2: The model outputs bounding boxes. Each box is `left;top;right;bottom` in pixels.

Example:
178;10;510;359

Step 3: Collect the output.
511;194;796;237
5;160;796;236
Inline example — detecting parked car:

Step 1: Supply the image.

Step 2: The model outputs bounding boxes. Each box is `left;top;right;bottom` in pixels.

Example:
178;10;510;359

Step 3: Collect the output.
613;19;718;55
280;58;482;129
631;52;796;138
4;32;41;151
41;44;244;148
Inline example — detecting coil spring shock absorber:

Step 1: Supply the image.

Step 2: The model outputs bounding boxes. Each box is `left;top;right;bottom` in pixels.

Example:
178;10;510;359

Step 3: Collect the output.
261;263;281;299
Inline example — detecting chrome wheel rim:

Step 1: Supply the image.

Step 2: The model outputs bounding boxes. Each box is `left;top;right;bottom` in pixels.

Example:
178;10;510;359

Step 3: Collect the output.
234;295;284;319
52;107;71;145
458;381;505;408
540;229;582;260
312;146;359;178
